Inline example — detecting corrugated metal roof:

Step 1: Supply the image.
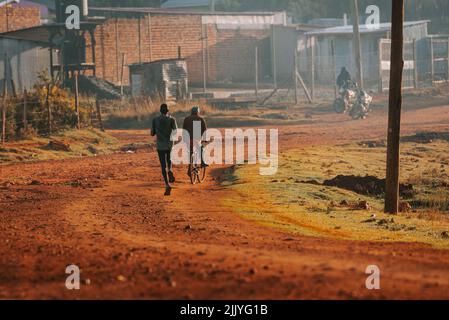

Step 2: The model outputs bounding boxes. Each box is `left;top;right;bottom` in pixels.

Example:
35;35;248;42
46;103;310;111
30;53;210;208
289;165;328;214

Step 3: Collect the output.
0;20;105;43
161;0;210;8
89;6;280;16
26;0;54;10
306;20;430;36
0;0;19;6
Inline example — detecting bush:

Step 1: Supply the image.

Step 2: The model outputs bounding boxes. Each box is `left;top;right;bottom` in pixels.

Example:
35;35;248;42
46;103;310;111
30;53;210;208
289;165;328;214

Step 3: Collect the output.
1;71;98;141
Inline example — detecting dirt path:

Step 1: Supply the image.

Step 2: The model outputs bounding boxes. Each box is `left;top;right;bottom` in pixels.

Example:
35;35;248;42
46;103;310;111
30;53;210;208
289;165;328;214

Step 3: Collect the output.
1;105;449;299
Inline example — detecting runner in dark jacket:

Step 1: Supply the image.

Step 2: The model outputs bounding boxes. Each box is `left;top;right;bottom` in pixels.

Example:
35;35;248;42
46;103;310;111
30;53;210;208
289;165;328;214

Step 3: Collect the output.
151;104;178;196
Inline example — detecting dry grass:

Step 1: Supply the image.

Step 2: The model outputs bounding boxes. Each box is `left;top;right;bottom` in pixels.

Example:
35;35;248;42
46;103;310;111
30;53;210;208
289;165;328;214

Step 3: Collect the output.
0;129;121;164
103;98;313;130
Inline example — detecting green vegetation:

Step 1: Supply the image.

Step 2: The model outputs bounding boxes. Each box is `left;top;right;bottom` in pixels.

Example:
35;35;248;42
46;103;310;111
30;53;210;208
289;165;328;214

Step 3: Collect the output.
222;134;449;248
1;72;95;142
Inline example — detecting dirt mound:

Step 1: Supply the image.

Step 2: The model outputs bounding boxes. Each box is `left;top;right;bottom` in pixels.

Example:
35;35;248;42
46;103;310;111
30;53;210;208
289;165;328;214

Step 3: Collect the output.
323;175;414;198
402;132;449;144
358;140;386;148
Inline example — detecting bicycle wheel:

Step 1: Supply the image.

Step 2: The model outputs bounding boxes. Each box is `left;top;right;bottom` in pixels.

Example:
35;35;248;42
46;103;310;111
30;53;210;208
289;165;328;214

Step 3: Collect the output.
199;165;207;183
189;163;197;185
189;153;201;185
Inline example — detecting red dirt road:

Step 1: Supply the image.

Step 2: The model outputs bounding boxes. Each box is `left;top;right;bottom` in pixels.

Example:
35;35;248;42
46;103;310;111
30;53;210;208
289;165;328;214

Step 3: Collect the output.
1;104;449;299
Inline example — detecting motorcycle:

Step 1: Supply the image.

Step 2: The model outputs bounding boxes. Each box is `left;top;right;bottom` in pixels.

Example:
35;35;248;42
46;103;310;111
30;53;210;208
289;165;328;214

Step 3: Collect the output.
333;80;373;120
333;80;358;114
349;90;373;120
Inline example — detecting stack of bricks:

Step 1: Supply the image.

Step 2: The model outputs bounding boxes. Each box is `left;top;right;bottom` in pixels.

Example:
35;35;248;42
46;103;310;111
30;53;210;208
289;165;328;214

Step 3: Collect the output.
0;7;41;33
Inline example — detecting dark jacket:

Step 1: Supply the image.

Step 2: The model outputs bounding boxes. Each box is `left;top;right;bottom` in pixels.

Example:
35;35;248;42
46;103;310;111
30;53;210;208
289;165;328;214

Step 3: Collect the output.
183;114;207;143
151;114;178;151
337;69;351;88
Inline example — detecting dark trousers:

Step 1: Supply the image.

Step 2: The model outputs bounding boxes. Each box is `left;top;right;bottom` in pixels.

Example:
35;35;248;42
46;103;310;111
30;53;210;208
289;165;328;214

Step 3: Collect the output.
157;149;172;185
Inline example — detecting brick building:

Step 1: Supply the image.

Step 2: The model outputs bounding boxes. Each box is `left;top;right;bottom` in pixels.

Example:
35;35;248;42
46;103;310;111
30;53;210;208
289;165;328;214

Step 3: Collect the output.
0;5;41;33
0;6;286;91
88;8;287;87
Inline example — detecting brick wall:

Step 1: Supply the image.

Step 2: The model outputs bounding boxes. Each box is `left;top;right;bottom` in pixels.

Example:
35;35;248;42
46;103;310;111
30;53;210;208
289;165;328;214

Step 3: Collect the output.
0;7;41;33
87;14;271;86
207;27;270;83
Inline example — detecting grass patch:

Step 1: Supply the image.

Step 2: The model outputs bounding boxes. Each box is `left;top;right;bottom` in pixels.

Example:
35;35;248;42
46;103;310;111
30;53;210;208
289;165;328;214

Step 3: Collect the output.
103;99;314;129
0;129;121;164
221;138;449;248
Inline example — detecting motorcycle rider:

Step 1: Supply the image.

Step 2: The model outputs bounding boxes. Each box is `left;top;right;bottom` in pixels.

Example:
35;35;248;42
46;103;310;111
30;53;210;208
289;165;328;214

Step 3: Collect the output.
336;67;352;90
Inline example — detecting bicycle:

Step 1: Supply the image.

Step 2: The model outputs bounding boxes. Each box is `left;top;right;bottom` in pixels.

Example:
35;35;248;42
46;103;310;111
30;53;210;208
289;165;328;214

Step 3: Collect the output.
188;142;207;185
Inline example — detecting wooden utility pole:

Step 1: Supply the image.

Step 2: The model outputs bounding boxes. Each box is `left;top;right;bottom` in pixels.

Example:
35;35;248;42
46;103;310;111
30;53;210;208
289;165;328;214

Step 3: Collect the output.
351;0;364;89
75;73;80;129
385;0;405;214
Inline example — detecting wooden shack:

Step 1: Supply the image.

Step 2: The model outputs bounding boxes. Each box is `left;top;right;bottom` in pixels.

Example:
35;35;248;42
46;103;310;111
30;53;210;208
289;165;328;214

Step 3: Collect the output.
129;59;188;101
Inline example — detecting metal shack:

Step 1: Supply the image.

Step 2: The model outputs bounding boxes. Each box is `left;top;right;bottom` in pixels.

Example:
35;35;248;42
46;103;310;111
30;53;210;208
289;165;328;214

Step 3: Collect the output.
129;59;188;101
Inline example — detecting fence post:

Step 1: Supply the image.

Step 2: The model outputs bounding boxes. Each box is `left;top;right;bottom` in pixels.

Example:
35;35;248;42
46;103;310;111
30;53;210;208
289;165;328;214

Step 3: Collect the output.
413;39;419;88
255;46;259;100
120;53;126;97
75;73;80;129
46;83;52;135
95;97;104;132
447;37;449;82
272;25;277;89
89;99;94;127
201;24;207;93
23;89;28;128
2;54;9;144
309;37;315;101
294;49;299;105
378;39;383;93
430;38;435;84
1;93;6;145
331;40;337;99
